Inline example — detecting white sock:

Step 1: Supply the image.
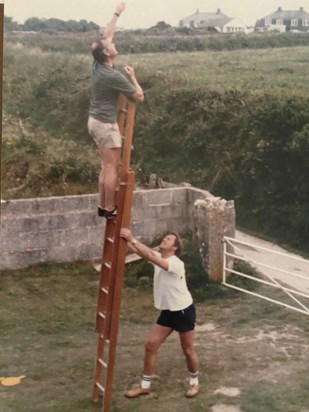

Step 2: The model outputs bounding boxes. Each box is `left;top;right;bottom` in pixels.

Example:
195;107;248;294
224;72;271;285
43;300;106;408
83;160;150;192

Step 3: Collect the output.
189;371;199;386
141;375;152;389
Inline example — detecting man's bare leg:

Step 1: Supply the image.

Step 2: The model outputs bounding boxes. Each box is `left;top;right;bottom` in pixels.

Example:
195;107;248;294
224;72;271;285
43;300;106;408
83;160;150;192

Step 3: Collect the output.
99;147;121;211
179;330;199;373
143;324;173;376
179;330;199;397
125;324;173;398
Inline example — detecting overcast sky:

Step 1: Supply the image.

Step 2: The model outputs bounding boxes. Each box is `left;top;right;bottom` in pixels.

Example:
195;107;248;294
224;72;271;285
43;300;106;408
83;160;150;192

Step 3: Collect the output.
4;0;309;28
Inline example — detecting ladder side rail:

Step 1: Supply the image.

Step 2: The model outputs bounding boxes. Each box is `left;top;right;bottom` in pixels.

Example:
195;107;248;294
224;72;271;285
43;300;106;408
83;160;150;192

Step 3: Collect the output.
95;221;116;332
120;101;136;174
102;171;135;412
101;178;128;339
92;165;128;400
117;94;128;136
92;333;107;401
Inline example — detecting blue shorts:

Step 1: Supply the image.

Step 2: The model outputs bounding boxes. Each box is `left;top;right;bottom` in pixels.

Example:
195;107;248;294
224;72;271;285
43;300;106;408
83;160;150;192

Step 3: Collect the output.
156;304;196;333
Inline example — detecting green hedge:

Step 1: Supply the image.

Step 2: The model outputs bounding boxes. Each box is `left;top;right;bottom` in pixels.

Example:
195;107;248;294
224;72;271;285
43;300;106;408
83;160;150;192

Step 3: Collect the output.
5;31;309;55
132;87;309;250
3;41;309;251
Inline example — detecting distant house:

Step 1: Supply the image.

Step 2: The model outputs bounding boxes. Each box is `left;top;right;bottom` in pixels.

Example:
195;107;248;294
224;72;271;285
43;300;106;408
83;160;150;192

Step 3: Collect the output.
179;9;248;33
179;8;231;32
255;6;309;32
222;18;249;34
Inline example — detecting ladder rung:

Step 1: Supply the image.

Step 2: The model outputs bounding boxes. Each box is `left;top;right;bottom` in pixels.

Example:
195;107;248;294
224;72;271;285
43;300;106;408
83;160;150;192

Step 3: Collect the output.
96;382;105;393
101;287;109;294
98;358;108;368
119;108;128;113
119;182;127;186
100;335;110;344
106;237;114;244
98;312;106;319
103;262;111;269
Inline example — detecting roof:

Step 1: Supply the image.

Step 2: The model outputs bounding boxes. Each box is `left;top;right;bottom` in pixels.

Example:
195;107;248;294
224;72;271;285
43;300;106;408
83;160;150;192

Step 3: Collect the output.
222;17;247;28
262;8;309;20
180;10;231;23
199;17;232;28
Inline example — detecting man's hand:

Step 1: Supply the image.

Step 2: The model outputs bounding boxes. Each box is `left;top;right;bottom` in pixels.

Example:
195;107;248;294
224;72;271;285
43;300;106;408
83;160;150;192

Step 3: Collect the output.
120;228;134;243
124;66;144;103
124;66;136;80
116;2;126;15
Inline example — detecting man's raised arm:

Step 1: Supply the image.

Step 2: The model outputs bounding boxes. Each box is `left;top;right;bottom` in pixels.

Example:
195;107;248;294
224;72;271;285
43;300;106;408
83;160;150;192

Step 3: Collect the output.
102;2;126;41
120;229;168;271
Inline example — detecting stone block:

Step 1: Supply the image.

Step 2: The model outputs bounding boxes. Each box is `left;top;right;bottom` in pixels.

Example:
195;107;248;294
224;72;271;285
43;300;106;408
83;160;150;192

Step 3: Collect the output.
194;198;235;282
144;189;173;205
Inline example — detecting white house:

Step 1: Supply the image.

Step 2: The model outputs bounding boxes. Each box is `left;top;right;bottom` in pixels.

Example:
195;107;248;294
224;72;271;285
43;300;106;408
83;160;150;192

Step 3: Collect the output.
179;8;231;31
255;6;309;32
222;18;249;34
179;9;249;34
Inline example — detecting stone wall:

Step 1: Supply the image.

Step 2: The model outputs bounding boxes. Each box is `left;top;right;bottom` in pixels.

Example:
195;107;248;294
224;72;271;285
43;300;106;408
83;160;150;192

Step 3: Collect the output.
1;187;235;280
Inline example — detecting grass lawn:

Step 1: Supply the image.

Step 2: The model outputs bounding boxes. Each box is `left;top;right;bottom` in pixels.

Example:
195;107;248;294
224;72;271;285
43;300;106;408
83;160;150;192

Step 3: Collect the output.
1;262;309;412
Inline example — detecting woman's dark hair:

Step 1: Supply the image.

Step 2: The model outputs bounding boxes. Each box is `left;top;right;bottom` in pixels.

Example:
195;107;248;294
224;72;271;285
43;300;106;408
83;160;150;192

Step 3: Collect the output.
91;39;106;64
169;232;183;256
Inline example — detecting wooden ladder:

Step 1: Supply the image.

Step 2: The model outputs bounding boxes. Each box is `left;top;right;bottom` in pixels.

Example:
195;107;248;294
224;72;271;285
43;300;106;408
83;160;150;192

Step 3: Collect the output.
92;95;136;412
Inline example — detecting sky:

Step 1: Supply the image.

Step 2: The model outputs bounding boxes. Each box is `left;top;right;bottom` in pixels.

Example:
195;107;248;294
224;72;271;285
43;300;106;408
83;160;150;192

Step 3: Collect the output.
3;0;309;28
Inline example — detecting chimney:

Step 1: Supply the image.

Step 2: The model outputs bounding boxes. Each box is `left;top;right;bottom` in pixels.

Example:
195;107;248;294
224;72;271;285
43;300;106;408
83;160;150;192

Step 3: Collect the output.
277;6;282;11
217;8;221;14
196;8;199;14
300;7;304;11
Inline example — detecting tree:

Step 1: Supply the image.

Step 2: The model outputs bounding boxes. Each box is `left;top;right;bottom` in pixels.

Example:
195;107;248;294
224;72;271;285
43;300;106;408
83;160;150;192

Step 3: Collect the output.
151;21;172;30
4;16;21;32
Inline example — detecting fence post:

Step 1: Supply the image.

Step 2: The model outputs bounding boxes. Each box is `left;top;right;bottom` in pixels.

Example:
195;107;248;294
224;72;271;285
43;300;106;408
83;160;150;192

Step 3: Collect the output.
194;198;235;282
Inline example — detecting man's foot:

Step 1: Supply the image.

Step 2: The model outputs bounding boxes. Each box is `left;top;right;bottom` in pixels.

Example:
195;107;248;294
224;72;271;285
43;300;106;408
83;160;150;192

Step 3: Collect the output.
125;384;150;398
103;207;117;219
97;206;117;219
185;384;199;398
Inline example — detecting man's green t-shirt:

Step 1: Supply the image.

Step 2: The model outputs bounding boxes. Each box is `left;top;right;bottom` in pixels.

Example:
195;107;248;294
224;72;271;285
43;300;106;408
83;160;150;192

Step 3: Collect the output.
89;62;136;123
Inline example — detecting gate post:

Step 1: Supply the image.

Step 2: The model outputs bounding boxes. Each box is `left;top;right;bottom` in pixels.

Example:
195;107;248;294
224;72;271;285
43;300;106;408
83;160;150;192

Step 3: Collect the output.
193;198;235;282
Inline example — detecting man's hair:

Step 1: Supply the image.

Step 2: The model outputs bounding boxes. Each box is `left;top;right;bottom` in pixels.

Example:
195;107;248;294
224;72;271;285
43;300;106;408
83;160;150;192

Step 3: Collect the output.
91;39;106;64
169;232;183;257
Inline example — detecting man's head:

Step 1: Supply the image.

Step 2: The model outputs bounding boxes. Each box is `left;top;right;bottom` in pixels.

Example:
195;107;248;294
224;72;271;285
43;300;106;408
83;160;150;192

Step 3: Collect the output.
91;38;118;64
159;232;183;257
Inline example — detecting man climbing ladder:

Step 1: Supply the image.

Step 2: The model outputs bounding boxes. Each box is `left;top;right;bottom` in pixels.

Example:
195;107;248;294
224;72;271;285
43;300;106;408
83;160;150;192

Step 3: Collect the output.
87;2;144;218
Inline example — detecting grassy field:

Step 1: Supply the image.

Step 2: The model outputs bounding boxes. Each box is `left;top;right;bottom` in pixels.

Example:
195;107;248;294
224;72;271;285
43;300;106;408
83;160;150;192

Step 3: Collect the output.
1;262;309;412
116;46;309;96
3;42;309;200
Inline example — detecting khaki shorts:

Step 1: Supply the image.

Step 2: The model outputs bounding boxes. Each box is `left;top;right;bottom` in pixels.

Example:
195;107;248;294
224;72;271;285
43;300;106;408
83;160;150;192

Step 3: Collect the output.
88;116;122;149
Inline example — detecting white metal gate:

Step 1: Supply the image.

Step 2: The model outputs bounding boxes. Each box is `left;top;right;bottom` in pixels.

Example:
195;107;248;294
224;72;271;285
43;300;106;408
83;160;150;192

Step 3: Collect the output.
222;236;309;316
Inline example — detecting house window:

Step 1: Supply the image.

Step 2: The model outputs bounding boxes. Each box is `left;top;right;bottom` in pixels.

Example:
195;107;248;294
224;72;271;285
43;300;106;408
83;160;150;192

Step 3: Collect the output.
276;19;283;25
303;19;309;26
291;19;298;26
